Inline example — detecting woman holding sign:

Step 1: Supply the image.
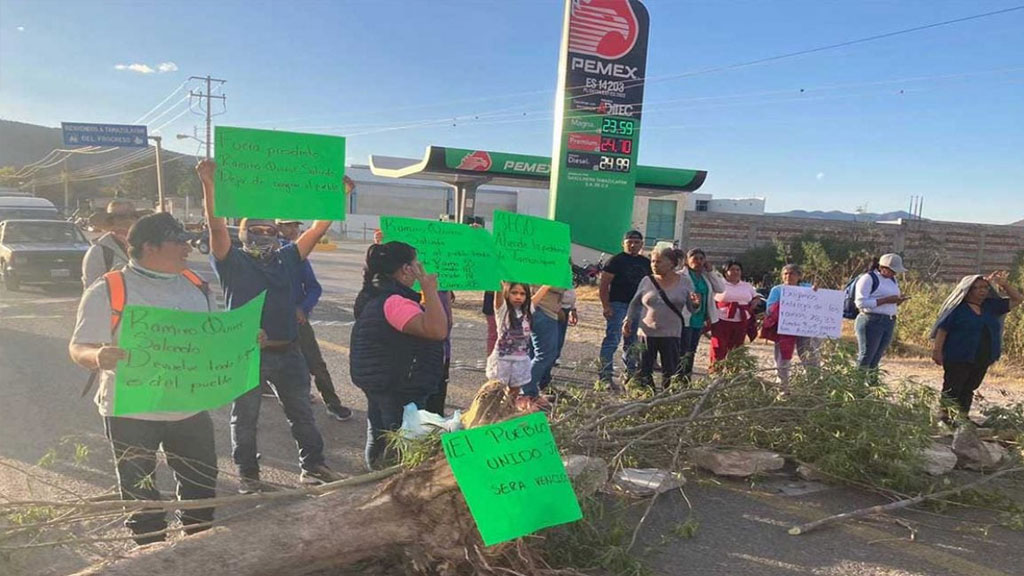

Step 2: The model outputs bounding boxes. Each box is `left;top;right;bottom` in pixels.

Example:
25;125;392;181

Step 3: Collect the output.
350;242;448;470
761;264;820;389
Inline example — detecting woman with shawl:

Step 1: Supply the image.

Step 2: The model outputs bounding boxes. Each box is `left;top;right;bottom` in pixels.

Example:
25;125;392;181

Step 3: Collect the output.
931;271;1022;419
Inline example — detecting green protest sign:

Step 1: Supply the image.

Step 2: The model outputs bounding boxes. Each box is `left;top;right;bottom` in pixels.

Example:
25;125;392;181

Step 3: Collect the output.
442;412;582;546
492;210;572;288
213;126;346;220
379;216;502;291
112;293;265;416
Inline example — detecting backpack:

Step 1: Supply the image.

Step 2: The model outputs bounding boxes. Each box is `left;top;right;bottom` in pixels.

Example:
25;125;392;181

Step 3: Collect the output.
842;271;880;320
80;268;210;397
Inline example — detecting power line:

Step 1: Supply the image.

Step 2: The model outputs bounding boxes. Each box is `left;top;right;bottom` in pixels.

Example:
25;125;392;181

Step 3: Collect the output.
133;80;189;124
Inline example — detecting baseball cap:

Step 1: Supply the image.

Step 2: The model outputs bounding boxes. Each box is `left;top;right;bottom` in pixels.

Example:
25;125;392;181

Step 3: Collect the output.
624;230;644;240
127;212;191;251
878;253;908;274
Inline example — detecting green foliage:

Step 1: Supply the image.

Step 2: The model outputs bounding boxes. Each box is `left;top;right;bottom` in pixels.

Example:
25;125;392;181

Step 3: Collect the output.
539;498;652;576
733;243;781;286
389;429;443;470
671;518;700;539
734;233;875;289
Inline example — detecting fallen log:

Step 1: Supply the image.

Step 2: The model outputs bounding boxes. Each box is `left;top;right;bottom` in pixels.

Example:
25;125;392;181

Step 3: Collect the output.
72;382;565;576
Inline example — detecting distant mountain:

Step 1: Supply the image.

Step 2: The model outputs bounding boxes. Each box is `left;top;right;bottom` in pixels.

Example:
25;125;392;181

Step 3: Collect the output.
771;209;917;222
1012;218;1024;226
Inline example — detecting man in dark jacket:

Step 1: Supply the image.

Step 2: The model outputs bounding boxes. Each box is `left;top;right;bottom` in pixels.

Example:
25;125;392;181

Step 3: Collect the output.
276;219;353;422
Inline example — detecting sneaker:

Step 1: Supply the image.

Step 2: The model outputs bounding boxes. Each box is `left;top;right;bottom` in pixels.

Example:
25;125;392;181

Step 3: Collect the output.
515;396;537;412
238;475;264;495
300;464;346;485
325;403;353;422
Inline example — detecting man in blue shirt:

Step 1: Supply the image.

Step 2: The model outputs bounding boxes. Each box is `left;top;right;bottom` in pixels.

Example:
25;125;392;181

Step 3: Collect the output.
276;219;352;422
198;160;343;494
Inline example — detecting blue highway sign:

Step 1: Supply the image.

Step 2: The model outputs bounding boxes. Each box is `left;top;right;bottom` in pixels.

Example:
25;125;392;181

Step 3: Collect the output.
61;122;149;148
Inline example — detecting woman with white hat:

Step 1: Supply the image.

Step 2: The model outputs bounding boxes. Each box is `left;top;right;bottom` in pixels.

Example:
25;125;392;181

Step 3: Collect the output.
854;253;911;371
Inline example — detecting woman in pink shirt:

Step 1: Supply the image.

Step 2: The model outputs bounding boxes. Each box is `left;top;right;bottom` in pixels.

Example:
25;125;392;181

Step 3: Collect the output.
711;260;761;366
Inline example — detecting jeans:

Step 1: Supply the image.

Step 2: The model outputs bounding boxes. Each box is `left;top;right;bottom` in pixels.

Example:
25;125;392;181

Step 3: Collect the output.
556;309;570;360
424;359;450;416
680;326;702;377
486;314;498;357
599;301;638;381
231;343;325;478
638;336;682;390
527;311;560;396
855;313;896;369
104;412;218;545
364;391;428;470
297;319;341;408
774;337;822;388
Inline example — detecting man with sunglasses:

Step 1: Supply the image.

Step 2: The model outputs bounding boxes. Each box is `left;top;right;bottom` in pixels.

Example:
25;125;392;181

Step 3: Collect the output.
197;160;344;493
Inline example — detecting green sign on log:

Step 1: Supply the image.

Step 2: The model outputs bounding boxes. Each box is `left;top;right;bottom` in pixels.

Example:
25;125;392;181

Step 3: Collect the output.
442;412;583;546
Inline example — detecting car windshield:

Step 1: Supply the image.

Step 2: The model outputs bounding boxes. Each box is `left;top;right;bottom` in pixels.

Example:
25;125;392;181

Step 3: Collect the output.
3;222;86;243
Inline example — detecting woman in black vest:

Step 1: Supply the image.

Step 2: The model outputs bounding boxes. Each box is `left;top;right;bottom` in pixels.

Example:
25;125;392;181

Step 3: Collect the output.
350;242;448;470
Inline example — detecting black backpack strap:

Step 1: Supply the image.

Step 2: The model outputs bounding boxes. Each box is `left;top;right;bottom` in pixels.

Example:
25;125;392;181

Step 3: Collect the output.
648;274;686;322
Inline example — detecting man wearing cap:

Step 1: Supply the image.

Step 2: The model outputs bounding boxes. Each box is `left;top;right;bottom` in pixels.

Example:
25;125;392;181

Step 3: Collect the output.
276;218;353;422
598;230;650;387
81;200;150;288
854;253;911;371
69;212;221;546
197;160;343;493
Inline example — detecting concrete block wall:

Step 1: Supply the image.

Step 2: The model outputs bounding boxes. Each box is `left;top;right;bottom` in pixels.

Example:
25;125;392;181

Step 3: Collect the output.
681;212;1024;283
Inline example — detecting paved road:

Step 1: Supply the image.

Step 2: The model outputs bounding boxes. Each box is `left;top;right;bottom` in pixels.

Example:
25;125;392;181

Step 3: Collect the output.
1;240;1022;576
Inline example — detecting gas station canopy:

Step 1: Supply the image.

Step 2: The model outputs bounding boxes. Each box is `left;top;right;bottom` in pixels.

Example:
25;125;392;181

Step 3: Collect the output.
368;146;707;196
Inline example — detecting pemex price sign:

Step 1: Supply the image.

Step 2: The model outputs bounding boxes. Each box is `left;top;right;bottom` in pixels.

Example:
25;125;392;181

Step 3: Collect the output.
549;0;650;253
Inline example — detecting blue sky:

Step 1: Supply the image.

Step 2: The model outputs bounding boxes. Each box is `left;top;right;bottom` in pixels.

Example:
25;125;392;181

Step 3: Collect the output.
2;0;1022;223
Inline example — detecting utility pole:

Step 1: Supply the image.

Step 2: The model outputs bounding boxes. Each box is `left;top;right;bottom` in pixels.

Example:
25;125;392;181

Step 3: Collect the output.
188;75;226;159
149;136;165;212
62;157;70;216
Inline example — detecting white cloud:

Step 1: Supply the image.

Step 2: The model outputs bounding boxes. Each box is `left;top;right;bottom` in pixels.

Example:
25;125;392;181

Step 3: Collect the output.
816;172;825;181
114;61;178;74
115;63;156;74
16;26;25;32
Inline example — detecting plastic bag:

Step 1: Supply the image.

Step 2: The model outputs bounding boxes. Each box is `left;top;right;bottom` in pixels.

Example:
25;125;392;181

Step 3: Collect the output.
400;403;463;439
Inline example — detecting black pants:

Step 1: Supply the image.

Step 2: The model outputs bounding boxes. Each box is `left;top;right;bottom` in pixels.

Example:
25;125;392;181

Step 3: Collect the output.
104;412;218;545
941;361;990;416
679;327;697;377
364;391;428;471
424;359;450;417
297;319;341;407
639;336;682;390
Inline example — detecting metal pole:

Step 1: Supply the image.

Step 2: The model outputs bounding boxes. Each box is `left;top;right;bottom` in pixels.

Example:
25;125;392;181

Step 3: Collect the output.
205;75;212;160
149;136;165;212
63;158;69;215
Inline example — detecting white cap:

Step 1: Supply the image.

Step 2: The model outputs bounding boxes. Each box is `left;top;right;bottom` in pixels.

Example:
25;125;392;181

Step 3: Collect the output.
879;253;907;274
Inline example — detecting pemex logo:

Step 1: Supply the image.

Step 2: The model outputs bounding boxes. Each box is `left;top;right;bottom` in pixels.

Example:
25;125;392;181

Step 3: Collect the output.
568;0;639;60
455;150;493;171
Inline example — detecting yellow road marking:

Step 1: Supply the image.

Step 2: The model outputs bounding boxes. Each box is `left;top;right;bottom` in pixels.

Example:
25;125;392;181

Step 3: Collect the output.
318;339;349;355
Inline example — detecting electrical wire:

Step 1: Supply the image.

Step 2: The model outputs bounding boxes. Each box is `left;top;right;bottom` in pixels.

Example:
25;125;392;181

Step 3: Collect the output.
133;79;189;124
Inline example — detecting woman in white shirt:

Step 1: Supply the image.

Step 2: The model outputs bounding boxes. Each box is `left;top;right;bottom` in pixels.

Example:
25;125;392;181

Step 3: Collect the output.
854;253;911;370
711;260;761;366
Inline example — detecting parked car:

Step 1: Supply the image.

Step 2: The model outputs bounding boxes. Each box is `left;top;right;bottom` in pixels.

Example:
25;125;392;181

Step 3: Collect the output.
190;225;242;254
0;197;61;222
0;219;90;290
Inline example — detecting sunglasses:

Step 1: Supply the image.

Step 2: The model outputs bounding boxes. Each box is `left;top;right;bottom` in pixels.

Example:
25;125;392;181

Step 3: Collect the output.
246;225;279;236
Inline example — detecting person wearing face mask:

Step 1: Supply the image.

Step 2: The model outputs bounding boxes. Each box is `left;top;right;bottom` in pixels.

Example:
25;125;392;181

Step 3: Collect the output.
197;160;344;494
350;241;447;470
81;200;150;288
679;248;726;378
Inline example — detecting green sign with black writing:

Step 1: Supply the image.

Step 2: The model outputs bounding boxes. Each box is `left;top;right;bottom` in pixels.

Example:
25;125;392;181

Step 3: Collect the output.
113;293;265;415
492;211;572;288
442;412;582;546
213;126;346;220
380;216;502;291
